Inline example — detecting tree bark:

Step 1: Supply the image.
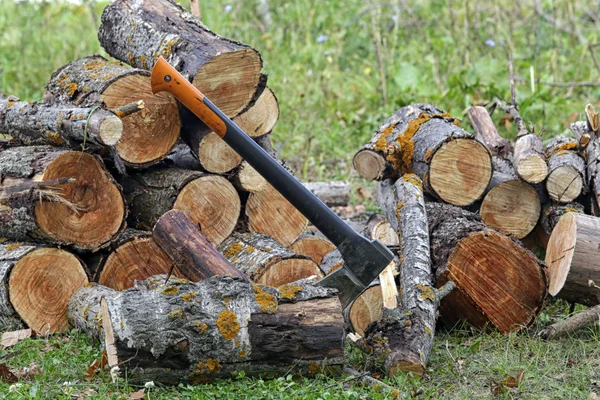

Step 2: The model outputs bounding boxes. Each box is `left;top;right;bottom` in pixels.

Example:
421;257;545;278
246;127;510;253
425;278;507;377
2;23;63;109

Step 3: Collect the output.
0;146;126;251
545;137;585;203
98;0;263;118
1;243;88;334
85;275;344;383
572;120;600;212
426;203;547;333
539;303;600;339
45;55;180;168
219;232;322;287
67;282;115;340
303;181;351;207
122;167;240;246
545;213;600;306
154;210;246;282
353;103;492;206
467;106;513;158
513;134;548;184
0;95;122;148
541;202;585;234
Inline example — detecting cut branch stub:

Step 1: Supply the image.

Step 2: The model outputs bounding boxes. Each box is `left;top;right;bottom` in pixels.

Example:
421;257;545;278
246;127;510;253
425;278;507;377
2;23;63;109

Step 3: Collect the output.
98;0;263;117
45;55;180;168
0;146;126;251
354;103;492;206
545;137;586;203
545;213;600;306
219;232;322;287
467;106;513;158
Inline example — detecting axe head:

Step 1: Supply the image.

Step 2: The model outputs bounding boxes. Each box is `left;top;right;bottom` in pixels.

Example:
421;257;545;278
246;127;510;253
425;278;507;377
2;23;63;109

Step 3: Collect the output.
317;237;394;309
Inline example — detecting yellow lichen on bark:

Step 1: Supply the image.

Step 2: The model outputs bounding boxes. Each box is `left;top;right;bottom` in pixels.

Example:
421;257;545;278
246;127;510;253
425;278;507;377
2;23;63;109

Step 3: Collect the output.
5;243;22;252
374;123;396;152
192;321;208;334
327;261;344;275
223;243;243;258
205;358;221;373
83;60;107;70
162;286;179;295
216;310;240;340
239;349;247;358
244;245;256;254
548;142;578;157
417;284;435;301
403;173;423;191
253;286;277;314
169;309;186;319
278;284;302;300
181;291;196;302
389;113;432;173
307;362;321;377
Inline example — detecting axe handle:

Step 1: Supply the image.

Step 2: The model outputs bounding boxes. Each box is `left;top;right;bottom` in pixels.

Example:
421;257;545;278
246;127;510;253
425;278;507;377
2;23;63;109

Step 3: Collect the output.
151;57;358;250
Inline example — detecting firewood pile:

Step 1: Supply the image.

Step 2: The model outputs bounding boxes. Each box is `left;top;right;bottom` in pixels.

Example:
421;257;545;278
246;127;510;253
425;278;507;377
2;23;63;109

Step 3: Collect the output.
0;0;599;386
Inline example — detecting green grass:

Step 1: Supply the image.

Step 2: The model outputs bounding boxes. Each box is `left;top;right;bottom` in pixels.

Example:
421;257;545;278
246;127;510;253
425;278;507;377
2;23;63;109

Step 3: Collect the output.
1;0;600;398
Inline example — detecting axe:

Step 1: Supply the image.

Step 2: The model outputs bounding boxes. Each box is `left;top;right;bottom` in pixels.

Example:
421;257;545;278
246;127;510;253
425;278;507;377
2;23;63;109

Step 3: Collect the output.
150;57;394;308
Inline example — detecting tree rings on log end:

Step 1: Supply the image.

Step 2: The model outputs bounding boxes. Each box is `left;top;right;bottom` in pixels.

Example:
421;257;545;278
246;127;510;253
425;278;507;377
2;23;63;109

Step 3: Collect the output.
193;48;262;117
352;150;387;181
198;132;243;173
9;248;88;334
546;166;583;203
480;180;541;239
100;74;180;167
235;88;279;138
256;259;323;287
516;155;548;184
99;237;183;291
173;175;240;246
35;152;125;250
429;139;492;206
440;230;546;333
98;115;123;146
347;284;383;336
290;237;336;265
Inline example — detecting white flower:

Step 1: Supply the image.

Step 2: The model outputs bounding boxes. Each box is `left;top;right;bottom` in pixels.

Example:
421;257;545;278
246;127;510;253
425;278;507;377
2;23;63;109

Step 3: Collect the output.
145;381;155;389
110;366;121;383
9;383;23;392
225;5;232;13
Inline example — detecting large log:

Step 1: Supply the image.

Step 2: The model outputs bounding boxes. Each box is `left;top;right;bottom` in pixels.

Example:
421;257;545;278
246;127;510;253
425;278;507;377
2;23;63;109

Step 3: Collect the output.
545;213;600;306
219;232;322;287
79;276;345;383
45;55;180;167
122;167;240;245
545;137;585;203
245;183;308;247
0;95;122;148
0;243;88;334
0;146;126;250
67;282;115;340
353;103;492;206
98;0;263;118
153;210;246;281
427;203;547;333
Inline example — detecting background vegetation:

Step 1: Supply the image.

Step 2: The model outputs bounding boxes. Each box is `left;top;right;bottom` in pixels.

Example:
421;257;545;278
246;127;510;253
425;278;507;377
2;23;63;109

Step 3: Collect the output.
0;0;599;398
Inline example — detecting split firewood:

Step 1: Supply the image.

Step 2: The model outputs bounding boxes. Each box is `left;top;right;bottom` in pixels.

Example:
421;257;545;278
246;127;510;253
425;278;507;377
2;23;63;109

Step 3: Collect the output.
468;105;513;158
540;202;585;234
122;167;240;245
0;146;126;251
1;243;88;334
545;137;586;203
219;232;322;287
95;229;183;291
539;303;600;340
494;98;548;184
45;55;180;168
71;275;345;383
290;234;336;265
154;210;246;281
0;95;122;148
303;181;351;207
98;0;263;118
546;213;600;306
230;161;267;193
427;203;547;333
245;183;308;246
353;103;492;207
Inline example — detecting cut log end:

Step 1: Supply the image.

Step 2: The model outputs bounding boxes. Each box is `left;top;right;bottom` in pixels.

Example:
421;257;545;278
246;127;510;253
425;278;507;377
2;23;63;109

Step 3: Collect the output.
429;139;492;206
480;180;541;239
290;237;336;265
98;237;183;291
546;166;583;203
387;358;425;378
516;155;549;184
232;161;267;193
352;150;386;180
97;115;123;146
545;213;576;296
9;248;88;333
347;284;382;336
103;74;180;166
172;175;240;246
235;88;279;138
193;48;262;117
256;258;323;287
34;152;125;249
198;132;242;173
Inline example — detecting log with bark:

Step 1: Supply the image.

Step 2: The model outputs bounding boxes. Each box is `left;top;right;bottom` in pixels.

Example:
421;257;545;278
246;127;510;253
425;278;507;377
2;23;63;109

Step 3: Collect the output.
0;95;122;148
153;210;246;281
98;0;263;118
572;115;600;212
545;213;600;306
353;103;492;207
545;137;586;203
245;183;308;247
219;232;322;287
45;55;180;168
303;181;351;207
467;106;513;158
122;167;240;245
67;282;115;340
0;146;126;250
540;202;585;234
1;243;88;334
68;275;345;383
539;303;600;339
